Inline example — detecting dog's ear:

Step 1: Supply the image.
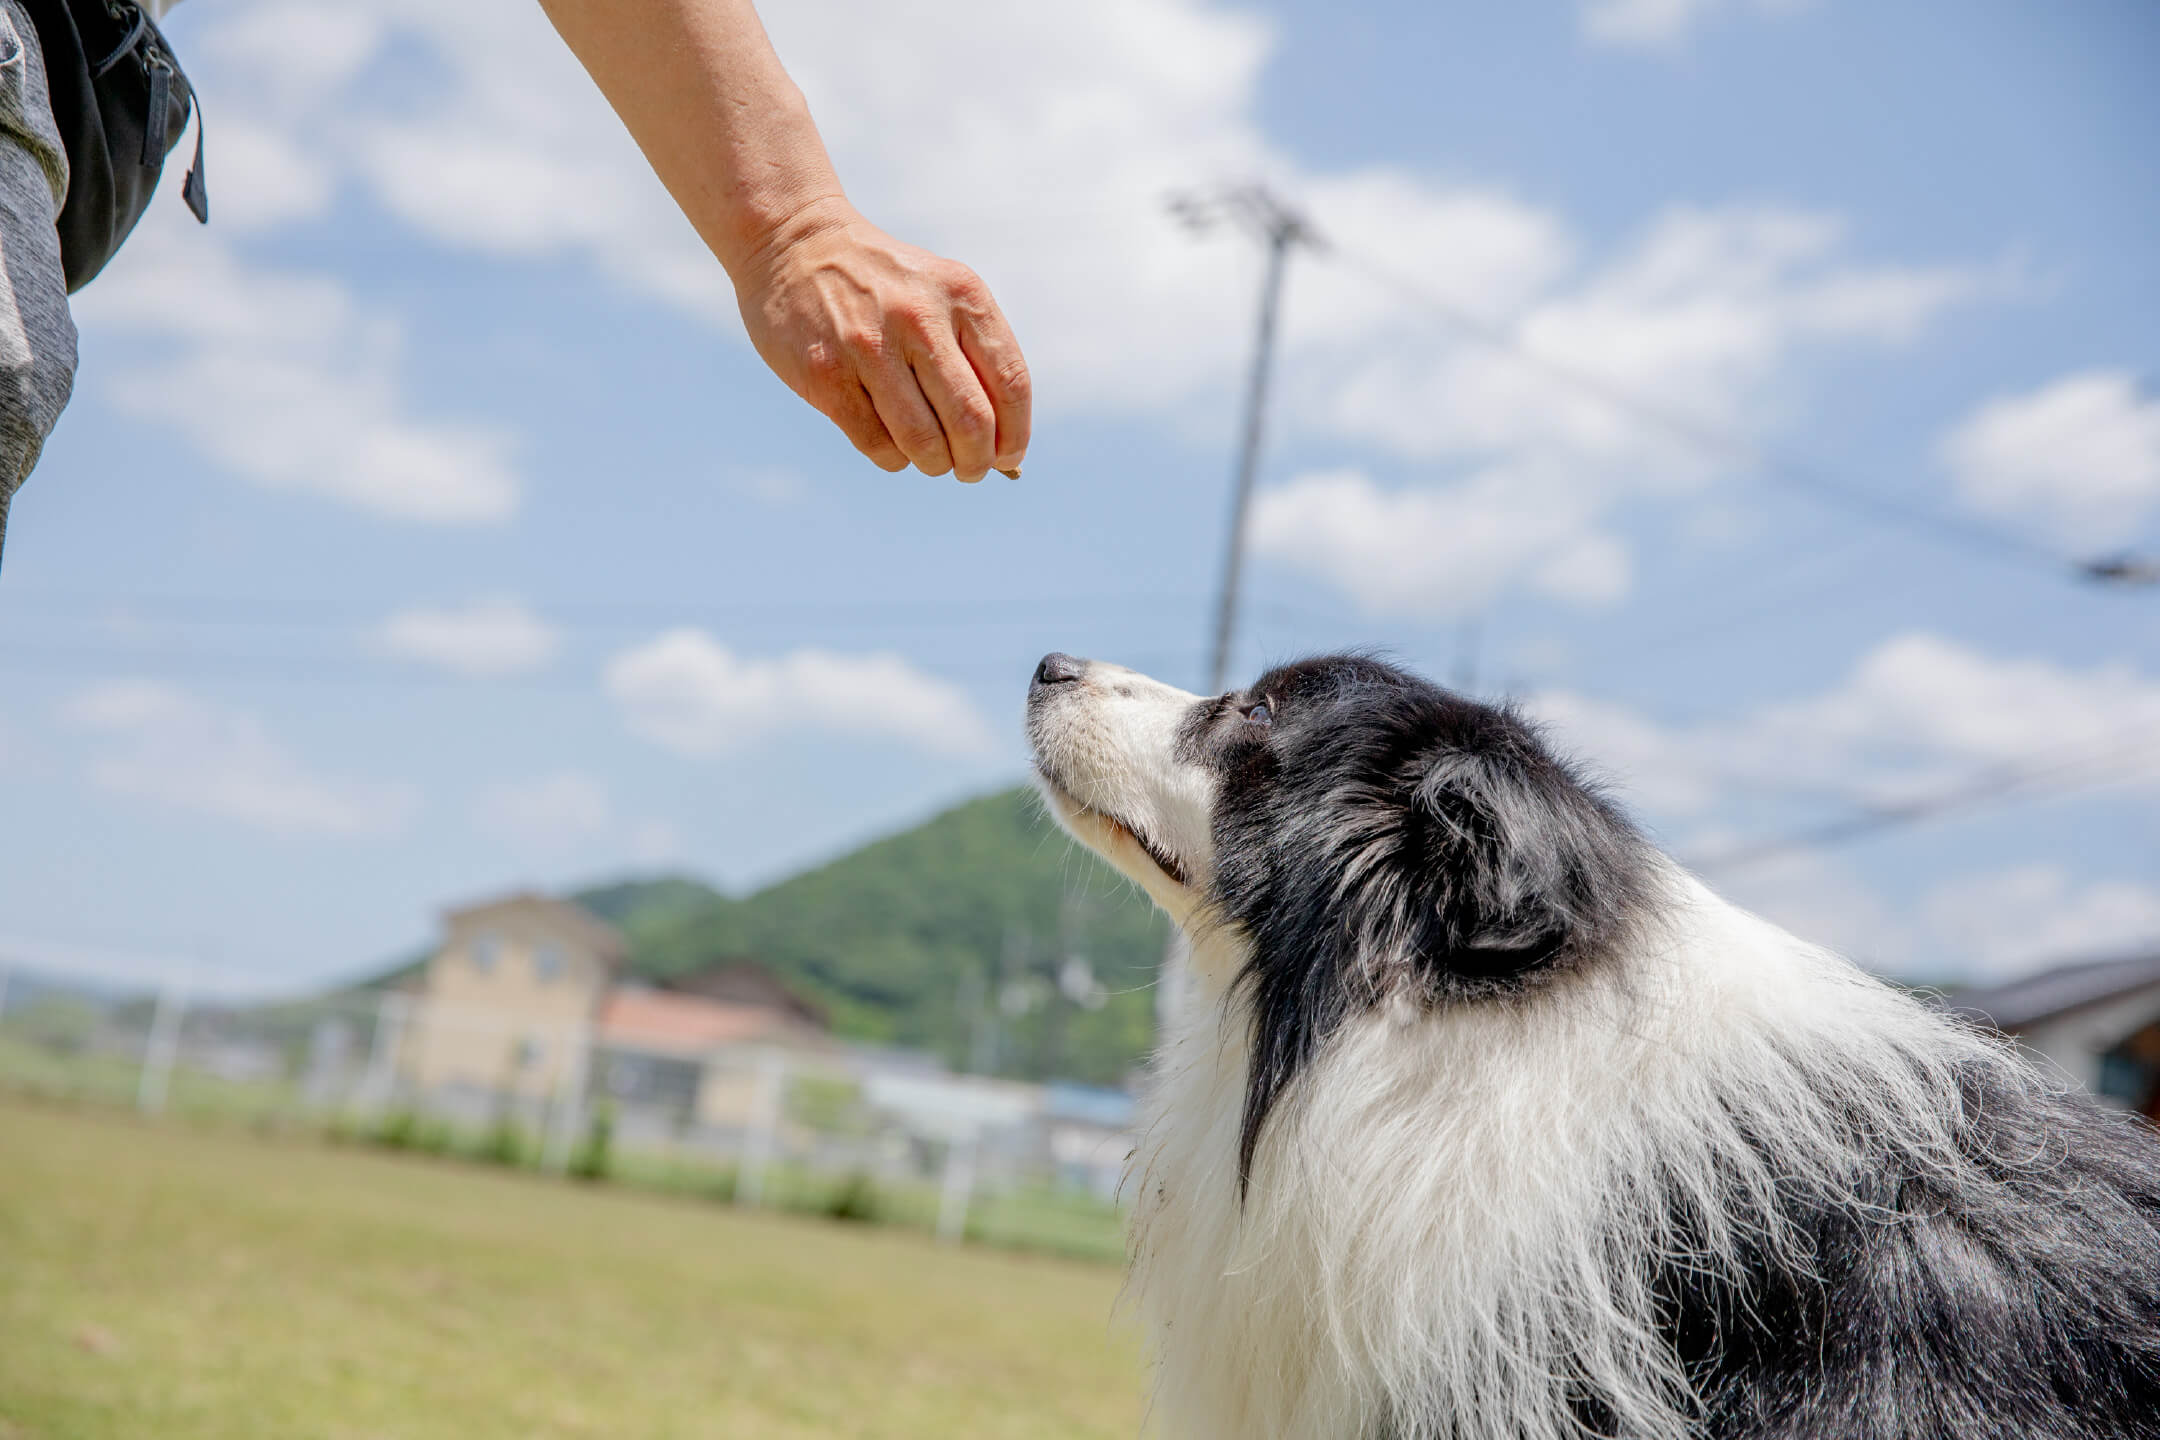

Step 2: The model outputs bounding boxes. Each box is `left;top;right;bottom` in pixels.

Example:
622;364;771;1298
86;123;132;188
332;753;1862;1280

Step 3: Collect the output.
1229;710;1643;1194
1401;737;1638;986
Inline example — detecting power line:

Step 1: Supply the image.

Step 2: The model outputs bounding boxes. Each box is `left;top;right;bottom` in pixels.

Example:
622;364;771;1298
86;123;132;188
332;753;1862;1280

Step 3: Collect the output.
0;588;1209;633
1686;726;2160;873
1328;246;2159;590
0;640;1199;691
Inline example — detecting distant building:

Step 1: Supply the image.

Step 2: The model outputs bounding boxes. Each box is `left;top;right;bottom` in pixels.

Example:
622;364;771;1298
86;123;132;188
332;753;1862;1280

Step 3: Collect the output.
405;892;626;1104
399;889;1140;1195
405;890;834;1130
1040;1082;1139;1199
596;981;835;1131
659;960;828;1030
1950;951;2160;1119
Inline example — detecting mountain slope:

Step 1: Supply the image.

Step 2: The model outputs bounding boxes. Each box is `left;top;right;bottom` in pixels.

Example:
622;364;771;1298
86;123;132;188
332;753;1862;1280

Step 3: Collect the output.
573;788;1169;1084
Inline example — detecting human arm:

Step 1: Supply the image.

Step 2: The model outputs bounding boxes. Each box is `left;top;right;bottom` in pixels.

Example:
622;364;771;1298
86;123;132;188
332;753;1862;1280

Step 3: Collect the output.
535;0;1030;481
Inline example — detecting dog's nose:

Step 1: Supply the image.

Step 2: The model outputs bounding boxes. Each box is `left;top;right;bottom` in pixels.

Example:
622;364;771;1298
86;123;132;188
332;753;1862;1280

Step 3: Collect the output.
1033;652;1086;687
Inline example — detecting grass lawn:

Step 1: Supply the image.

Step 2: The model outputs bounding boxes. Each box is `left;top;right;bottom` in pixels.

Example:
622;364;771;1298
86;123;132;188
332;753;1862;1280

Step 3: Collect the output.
0;1098;1142;1440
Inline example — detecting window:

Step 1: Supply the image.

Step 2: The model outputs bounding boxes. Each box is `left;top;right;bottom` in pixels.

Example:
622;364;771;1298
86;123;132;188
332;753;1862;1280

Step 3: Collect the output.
516;1033;547;1070
2097;1049;2153;1108
471;931;501;974
533;942;567;983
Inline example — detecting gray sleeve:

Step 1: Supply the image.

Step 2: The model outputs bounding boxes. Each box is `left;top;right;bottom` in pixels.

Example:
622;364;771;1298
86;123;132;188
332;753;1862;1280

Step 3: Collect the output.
0;0;78;571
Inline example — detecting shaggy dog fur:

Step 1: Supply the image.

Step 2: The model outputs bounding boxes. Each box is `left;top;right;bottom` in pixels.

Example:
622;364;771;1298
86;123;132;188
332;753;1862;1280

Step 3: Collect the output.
1025;651;2160;1440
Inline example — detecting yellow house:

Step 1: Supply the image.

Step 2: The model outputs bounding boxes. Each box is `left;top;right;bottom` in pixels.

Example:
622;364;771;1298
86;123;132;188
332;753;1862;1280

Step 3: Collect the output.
405;892;627;1101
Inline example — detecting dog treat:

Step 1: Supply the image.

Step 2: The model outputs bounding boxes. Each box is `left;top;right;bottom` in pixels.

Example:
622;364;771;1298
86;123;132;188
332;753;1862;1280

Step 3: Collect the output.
998;466;1022;480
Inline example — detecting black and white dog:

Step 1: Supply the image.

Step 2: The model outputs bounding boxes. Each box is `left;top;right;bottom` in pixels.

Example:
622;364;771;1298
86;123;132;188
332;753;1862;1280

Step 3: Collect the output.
1026;651;2160;1440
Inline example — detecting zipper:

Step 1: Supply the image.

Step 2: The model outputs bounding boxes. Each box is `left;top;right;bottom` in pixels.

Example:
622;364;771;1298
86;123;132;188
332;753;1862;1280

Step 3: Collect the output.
88;0;147;78
91;0;209;222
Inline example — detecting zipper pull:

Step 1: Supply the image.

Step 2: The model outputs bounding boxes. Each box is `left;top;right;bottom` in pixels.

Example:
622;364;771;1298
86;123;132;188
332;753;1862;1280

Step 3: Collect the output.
181;93;207;223
143;57;170;164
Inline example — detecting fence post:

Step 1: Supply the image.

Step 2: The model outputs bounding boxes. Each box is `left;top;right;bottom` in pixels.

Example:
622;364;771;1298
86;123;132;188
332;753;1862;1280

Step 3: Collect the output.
543;1018;592;1174
354;991;410;1116
737;1049;786;1208
936;1130;979;1245
137;981;188;1115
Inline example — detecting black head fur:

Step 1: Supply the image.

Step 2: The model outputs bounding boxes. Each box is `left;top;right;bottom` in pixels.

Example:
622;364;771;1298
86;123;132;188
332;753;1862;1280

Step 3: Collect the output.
1187;655;1652;1194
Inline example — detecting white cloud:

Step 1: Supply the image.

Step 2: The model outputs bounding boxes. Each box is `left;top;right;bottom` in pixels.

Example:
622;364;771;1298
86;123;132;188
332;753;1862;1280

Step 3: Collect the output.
371;597;559;677
1641;829;2160;982
1532;631;2160;824
208;121;340;230
156;0;1982;592
1532;644;2160;981
1257;209;1990;617
1251;468;1625;618
1919;865;2160;981
1941;370;2160;549
1523;634;2160;979
1579;0;1809;51
1741;632;2160;785
1533;532;1635;606
1705;853;2160;983
196;1;388;123
603;629;993;757
74;216;520;524
185;0;730;322
64;681;416;834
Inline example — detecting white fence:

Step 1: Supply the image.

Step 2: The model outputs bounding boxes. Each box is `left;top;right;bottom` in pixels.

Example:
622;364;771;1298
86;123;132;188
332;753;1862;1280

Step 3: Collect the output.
0;960;1136;1246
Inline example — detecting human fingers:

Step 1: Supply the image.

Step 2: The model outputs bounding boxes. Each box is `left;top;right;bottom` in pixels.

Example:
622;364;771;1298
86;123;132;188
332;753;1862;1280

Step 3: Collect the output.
830;383;911;472
952;290;1031;473
791;336;909;471
907;336;998;483
860;352;955;478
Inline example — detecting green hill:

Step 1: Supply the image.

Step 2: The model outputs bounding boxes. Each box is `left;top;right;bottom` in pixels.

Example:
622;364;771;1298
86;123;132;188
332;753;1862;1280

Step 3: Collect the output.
571;788;1169;1086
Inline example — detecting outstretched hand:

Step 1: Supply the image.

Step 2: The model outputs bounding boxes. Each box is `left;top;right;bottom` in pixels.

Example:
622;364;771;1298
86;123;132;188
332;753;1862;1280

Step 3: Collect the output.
736;200;1031;483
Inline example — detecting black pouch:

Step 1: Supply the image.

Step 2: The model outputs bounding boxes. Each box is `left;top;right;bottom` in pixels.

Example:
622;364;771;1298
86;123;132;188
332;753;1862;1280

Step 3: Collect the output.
21;0;206;292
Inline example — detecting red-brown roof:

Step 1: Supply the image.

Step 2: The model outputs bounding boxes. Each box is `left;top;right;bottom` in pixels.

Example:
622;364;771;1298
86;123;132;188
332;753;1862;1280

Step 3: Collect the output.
596;986;826;1056
661;961;827;1029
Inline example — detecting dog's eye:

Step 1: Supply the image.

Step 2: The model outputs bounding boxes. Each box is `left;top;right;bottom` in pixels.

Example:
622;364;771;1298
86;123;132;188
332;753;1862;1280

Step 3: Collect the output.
1244;702;1272;728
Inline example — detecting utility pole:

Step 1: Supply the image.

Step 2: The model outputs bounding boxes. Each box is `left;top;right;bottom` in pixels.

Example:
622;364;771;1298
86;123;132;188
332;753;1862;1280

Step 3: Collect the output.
1169;183;1324;692
1157;184;1322;1028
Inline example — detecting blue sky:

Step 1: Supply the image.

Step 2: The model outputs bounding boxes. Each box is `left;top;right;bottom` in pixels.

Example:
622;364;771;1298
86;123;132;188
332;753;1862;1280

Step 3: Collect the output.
1;0;2156;996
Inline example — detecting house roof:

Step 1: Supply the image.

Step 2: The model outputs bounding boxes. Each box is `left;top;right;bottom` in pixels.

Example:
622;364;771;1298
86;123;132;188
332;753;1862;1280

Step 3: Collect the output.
1946;951;2160;1032
596;985;828;1058
440;891;628;963
660;960;827;1030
